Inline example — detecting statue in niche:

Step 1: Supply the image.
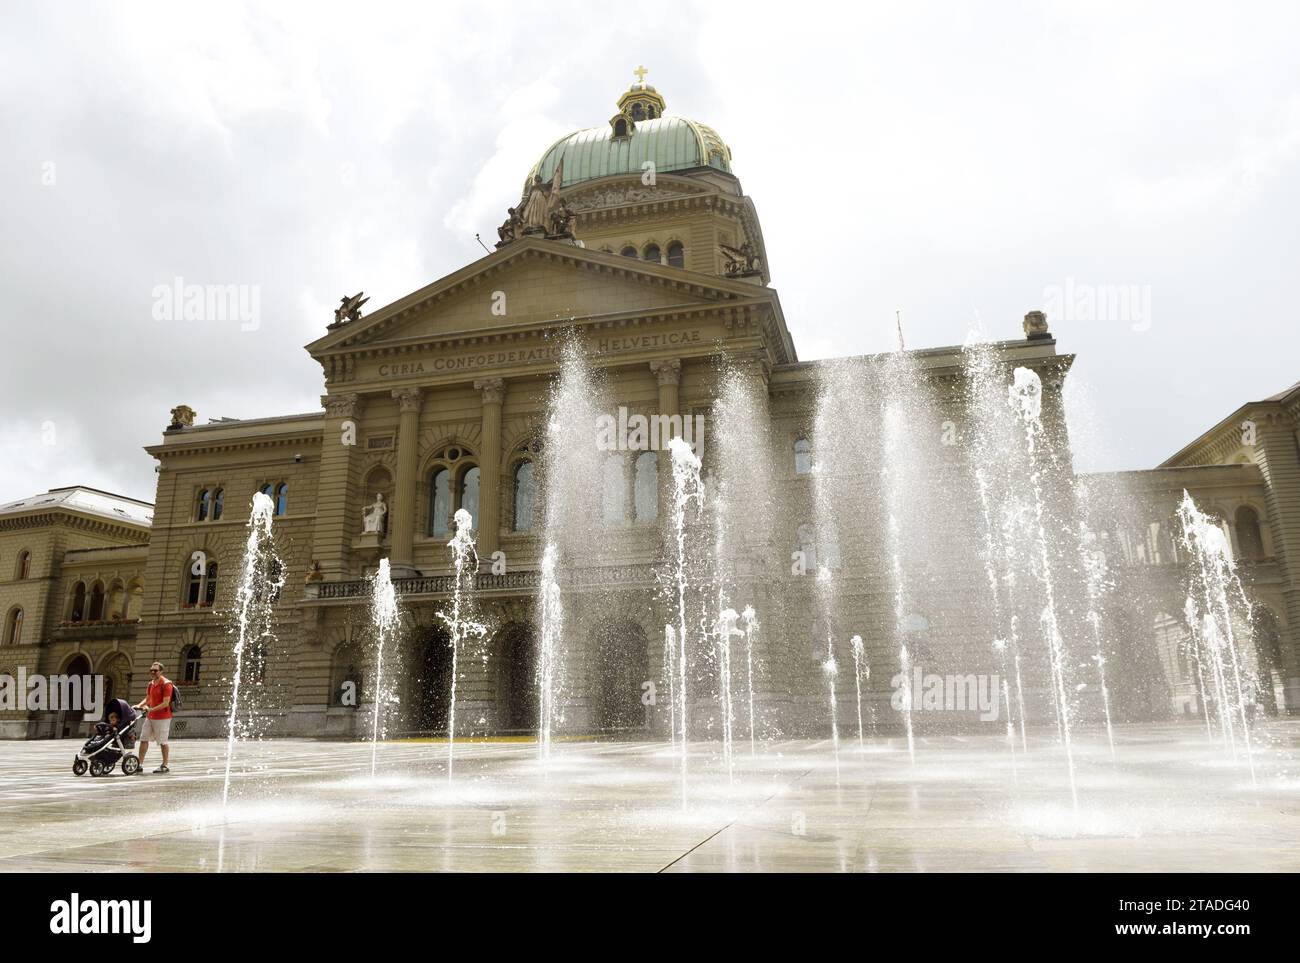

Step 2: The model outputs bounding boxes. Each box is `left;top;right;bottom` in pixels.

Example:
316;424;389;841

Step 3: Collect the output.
362;492;388;534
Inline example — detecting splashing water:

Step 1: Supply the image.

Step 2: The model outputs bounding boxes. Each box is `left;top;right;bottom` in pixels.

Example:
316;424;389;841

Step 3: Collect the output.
222;492;284;809
1010;367;1078;811
715;608;740;783
437;508;486;782
367;558;401;778
537;545;563;759
849;634;867;750
741;606;758;756
823;637;840;784
1079;524;1116;762
1177;491;1257;785
667;436;703;806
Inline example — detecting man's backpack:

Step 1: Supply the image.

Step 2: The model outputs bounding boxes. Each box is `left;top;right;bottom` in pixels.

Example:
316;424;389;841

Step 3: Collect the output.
167;681;181;713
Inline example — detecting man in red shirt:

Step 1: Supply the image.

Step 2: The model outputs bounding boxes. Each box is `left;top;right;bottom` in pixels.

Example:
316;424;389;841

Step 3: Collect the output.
133;661;174;774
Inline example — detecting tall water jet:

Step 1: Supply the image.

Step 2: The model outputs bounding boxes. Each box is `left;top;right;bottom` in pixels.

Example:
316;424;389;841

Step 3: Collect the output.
437;508;486;782
897;629;916;765
710;359;776;762
536;545;562;759
964;336;1030;750
1079;523;1116;761
536;333;609;754
716;608;740;783
741;606;758;755
222;492;284;808
1009;367;1078;810
850;634;867;749
667;435;704;805
662;624;677;750
1176;491;1257;783
822;636;840;783
367;558;401;778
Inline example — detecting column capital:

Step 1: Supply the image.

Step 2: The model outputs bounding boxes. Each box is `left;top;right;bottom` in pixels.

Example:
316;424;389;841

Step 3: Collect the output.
321;392;361;419
474;377;507;406
392;386;424;414
649;358;682;387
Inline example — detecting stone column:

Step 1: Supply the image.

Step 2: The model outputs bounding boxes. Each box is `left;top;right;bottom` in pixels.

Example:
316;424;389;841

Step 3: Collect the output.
475;378;506;557
649;358;682;431
311;393;362;580
389;387;424;576
650;359;683;527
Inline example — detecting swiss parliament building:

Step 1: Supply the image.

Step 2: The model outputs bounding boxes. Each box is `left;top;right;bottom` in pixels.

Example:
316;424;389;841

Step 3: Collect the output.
3;76;1297;739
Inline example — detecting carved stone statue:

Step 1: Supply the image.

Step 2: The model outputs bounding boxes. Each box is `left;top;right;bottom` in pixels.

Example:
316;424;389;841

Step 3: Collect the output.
362;492;387;534
168;404;196;430
547;200;575;238
519;160;565;235
332;292;369;327
496;206;522;247
1023;310;1050;340
304;560;324;583
719;241;761;277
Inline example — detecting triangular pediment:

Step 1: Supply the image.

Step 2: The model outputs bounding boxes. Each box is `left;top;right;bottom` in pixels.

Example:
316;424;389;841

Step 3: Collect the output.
306;238;774;356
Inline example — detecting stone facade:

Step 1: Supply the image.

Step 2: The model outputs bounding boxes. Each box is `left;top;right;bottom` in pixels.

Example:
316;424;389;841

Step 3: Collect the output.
3;79;1295;739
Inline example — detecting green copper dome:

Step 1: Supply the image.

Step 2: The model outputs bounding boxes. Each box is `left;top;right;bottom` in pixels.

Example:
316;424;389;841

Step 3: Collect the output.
526;96;734;193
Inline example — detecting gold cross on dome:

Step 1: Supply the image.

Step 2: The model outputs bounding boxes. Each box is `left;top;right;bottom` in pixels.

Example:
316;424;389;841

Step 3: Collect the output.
633;65;648;85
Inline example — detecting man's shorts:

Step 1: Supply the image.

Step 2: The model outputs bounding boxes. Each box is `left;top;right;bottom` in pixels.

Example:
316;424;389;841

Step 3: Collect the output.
140;717;171;745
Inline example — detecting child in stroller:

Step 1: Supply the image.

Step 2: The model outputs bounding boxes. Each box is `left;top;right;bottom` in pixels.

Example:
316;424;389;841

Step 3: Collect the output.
73;697;143;776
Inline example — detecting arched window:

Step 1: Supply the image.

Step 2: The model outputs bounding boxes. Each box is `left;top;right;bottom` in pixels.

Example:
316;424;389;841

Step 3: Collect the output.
88;581;106;621
794;437;812;475
16;550;31;580
643;244;661;264
666;242;684;268
204;561;219;607
183;645;202;683
613;118;628;137
187;562;203;606
1236;506;1265;560
4;608;23;646
797;523;818;574
630;102;645;122
646;105;657;119
621;246;638;258
633;451;658;523
186;558;219;607
196;489;210;522
428;468;451;537
275;483;288;516
602;454;625;525
459;466;481;531
513;461;536;532
70;582;87;622
212;487;224;521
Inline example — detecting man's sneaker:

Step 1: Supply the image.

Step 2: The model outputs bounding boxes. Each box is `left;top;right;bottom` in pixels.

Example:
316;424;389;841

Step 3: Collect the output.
153;766;169;774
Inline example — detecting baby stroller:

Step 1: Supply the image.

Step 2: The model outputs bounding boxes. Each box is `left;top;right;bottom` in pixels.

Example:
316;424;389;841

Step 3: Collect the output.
73;697;143;776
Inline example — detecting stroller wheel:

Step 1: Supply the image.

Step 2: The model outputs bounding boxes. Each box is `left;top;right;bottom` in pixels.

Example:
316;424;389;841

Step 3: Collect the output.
121;755;141;776
72;758;88;776
89;758;106;777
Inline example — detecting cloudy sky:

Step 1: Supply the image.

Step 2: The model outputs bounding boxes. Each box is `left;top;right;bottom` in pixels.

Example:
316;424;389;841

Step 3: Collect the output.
2;1;1296;504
